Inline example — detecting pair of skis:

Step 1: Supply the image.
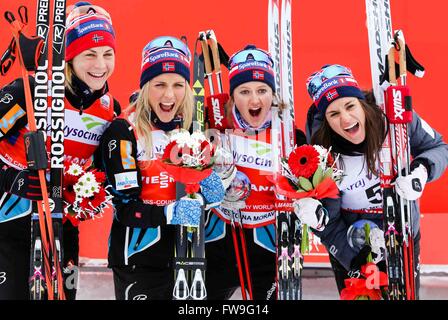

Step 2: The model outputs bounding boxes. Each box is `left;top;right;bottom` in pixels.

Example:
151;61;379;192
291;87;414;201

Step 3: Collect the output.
366;0;423;300
26;0;66;300
172;31;214;300
268;0;302;300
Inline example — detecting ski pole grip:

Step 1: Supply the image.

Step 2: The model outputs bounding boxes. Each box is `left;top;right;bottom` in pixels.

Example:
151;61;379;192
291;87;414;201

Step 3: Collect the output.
207;30;221;74
199;32;213;76
19;33;44;71
18;6;28;25
4;11;15;24
24;131;48;170
388;46;397;85
393;30;407;79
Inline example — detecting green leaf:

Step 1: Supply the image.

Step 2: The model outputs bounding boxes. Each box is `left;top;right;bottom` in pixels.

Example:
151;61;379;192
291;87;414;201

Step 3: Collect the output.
364;223;373;263
312;166;324;187
323;168;334;179
299;177;313;191
301;224;309;254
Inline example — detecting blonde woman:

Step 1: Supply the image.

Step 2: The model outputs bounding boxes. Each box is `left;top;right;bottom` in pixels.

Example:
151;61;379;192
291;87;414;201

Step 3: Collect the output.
100;36;225;300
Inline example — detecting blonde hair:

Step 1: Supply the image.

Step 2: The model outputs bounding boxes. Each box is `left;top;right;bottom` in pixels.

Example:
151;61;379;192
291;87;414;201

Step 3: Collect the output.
65;62;76;95
125;80;193;160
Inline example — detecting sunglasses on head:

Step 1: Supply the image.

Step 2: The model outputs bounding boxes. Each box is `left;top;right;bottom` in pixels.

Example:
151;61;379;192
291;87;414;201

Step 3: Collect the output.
228;47;274;69
306;64;353;97
144;36;191;61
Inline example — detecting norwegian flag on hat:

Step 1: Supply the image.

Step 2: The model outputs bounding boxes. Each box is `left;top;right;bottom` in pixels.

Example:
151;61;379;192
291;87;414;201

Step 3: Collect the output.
326;89;339;101
163;62;175;72
253;70;264;80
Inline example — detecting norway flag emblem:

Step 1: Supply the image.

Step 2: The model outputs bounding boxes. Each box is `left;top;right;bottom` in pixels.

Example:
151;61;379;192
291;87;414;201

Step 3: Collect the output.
253;70;264;80
326;89;339;101
163;62;175;72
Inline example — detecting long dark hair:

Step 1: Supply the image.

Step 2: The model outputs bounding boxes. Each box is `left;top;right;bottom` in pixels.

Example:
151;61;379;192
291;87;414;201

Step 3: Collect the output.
311;90;388;177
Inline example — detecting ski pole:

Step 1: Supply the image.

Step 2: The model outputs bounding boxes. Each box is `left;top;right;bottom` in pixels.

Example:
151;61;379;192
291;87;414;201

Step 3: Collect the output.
4;9;56;299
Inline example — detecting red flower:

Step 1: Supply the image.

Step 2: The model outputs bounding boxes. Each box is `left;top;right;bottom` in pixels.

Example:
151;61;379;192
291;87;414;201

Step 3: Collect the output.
93;170;106;184
162;141;194;165
327;153;335;167
340;263;388;300
200;140;215;167
268;175;339;200
88;188;107;209
288;145;320;179
63;187;77;204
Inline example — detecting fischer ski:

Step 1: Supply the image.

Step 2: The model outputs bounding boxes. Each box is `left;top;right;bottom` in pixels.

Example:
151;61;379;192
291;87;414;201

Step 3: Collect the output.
172;34;207;300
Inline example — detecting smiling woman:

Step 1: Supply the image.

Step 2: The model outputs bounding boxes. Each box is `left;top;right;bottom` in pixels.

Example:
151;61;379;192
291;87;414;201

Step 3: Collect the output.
71;47;115;91
0;1;121;300
303;63;448;299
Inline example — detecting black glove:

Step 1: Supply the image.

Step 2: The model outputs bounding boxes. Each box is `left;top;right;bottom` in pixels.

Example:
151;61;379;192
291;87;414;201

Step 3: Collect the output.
1;167;44;200
348;245;372;278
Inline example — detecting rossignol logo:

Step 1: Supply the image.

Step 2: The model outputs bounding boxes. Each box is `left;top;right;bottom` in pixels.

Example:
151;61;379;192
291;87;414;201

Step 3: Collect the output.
34;61;49;131
50;62;65;169
392;89;404;120
36;0;49;53
52;0;66;54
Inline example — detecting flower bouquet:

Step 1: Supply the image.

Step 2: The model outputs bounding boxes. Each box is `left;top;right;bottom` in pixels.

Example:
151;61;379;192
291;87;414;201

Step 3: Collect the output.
269;144;343;253
273;145;342;200
63;161;113;226
159;129;216;196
